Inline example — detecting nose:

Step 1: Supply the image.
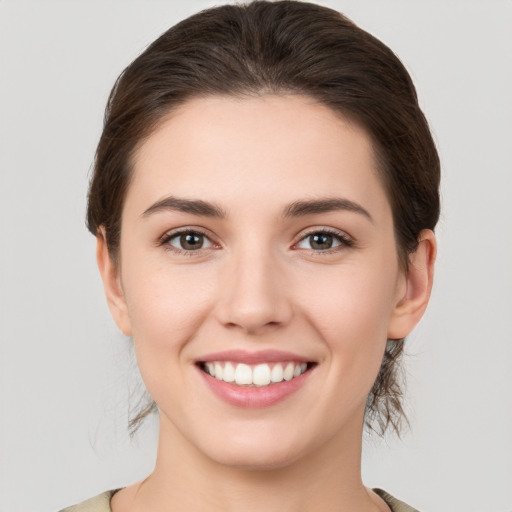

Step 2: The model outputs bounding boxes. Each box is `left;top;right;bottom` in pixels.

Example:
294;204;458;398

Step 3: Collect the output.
214;248;293;335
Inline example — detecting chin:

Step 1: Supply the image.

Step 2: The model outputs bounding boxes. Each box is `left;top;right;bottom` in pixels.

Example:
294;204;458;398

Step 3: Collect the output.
210;446;303;472
195;425;315;472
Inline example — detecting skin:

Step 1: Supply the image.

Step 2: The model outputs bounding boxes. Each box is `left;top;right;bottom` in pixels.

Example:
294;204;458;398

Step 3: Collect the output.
98;95;436;512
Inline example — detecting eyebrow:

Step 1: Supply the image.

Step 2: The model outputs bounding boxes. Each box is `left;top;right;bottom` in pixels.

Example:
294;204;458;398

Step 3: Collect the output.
141;195;372;223
283;197;373;222
141;196;226;218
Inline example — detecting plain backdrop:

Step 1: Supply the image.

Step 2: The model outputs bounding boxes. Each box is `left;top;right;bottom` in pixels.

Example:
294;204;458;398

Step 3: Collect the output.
1;1;511;511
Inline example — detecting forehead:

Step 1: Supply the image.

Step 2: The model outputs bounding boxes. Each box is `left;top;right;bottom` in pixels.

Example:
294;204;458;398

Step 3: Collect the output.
127;94;389;217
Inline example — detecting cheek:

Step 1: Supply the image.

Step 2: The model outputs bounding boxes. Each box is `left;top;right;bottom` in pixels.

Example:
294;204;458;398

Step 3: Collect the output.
123;254;215;329
304;260;398;337
300;260;399;386
121;261;215;388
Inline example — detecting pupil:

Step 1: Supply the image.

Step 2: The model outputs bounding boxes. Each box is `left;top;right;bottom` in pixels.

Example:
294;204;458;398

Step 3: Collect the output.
311;233;332;250
181;233;203;250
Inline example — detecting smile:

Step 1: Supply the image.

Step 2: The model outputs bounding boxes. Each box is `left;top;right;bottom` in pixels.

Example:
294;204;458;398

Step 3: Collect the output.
200;361;310;387
196;350;316;407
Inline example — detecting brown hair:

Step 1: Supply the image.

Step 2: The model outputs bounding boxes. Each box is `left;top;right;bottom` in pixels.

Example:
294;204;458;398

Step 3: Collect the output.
87;0;440;435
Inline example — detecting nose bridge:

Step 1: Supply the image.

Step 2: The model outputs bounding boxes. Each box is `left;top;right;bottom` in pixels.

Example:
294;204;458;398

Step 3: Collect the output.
217;237;292;333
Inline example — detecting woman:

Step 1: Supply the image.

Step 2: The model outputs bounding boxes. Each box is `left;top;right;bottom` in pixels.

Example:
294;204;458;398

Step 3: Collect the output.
62;1;438;511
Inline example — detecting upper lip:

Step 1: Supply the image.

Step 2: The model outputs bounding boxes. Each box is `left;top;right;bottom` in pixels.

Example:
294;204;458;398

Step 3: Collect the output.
197;349;313;365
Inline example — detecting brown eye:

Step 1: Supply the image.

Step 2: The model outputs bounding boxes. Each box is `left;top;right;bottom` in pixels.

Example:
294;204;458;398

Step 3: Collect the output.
309;233;334;250
296;230;352;251
180;233;204;250
167;231;212;251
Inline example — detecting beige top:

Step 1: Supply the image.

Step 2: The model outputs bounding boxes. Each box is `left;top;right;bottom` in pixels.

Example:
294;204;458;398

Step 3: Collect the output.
59;488;420;512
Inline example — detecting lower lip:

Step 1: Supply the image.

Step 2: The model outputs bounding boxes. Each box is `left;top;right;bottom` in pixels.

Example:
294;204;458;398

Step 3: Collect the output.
197;366;312;408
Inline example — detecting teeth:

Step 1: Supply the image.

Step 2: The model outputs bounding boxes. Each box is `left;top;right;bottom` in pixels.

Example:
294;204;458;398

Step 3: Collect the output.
271;364;284;383
214;362;223;381
283;362;294;381
222;362;235;383
203;361;309;387
253;364;271;386
235;363;252;385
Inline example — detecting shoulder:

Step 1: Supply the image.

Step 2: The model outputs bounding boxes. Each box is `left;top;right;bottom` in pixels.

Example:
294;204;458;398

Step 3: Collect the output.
58;490;119;512
373;488;421;512
59;487;418;512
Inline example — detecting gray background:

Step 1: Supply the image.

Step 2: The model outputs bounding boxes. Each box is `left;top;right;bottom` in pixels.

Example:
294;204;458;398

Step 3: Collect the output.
1;1;511;511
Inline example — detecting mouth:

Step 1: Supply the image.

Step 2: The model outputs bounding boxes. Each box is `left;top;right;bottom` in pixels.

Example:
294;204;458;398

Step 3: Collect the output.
197;360;315;387
195;350;317;407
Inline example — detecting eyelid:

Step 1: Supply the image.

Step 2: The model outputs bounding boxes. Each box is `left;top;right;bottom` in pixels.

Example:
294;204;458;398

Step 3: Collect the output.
157;225;353;255
292;227;354;251
158;226;220;253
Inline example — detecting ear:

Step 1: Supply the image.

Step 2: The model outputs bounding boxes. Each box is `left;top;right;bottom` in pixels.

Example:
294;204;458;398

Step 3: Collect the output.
387;229;437;340
96;229;132;337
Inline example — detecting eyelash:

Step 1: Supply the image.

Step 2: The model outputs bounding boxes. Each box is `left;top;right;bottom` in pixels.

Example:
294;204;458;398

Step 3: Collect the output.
293;228;354;254
158;228;354;255
159;228;217;256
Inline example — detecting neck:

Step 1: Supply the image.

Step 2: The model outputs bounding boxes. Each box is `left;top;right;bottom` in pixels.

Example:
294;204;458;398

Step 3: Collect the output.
116;410;385;512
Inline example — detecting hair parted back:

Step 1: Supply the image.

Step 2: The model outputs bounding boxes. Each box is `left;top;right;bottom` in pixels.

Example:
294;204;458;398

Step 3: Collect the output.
87;0;440;436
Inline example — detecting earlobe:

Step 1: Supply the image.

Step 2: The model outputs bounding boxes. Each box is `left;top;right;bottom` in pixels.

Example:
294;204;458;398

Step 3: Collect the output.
387;229;437;340
96;229;132;337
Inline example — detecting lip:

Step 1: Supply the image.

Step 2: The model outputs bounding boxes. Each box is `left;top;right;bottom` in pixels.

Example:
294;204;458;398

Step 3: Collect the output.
197;349;312;365
195;350;315;408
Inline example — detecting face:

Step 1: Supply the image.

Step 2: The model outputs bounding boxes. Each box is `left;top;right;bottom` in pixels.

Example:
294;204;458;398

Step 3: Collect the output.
101;95;425;470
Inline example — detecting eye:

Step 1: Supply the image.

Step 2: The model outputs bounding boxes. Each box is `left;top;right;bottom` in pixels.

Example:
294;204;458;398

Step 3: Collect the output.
295;230;352;251
165;230;214;251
